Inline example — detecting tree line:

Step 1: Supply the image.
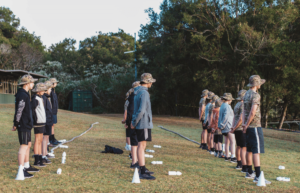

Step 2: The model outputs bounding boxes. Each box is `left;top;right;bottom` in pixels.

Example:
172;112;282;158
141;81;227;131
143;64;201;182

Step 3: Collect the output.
1;0;300;130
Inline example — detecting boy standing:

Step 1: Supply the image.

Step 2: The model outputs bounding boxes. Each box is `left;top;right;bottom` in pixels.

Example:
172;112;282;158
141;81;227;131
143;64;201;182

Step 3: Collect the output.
203;91;214;150
242;75;271;184
131;73;156;180
211;98;223;157
49;78;59;145
31;83;48;167
13;74;38;180
207;95;219;155
199;89;209;149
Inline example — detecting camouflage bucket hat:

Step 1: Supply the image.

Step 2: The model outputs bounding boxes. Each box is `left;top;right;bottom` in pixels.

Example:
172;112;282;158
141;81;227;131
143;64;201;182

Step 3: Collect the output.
132;81;140;88
215;98;223;108
17;74;38;86
207;92;215;99
212;95;219;103
140;73;156;84
247;75;265;87
44;80;53;89
236;89;247;100
32;83;47;93
221;93;235;101
49;78;59;84
201;89;209;97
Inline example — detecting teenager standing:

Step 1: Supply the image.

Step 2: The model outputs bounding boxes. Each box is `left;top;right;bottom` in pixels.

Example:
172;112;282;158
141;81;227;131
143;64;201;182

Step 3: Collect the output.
199;89;209;149
131;73;156;180
49;78;60;145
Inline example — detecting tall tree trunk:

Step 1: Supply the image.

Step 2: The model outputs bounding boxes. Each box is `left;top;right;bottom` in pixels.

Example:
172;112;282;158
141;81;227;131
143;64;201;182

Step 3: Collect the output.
278;101;288;129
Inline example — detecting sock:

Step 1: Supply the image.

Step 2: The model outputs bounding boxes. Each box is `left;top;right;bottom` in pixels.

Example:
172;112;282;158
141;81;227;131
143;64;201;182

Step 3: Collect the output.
211;148;215;152
53;134;56;140
231;154;235;158
255;166;261;178
49;135;53;141
242;165;247;171
24;162;30;168
140;165;146;174
247;165;253;174
237;161;242;166
219;150;222;154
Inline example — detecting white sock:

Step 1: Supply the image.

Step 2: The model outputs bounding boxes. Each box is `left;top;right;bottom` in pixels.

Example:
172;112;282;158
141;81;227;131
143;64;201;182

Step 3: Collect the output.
24;162;30;168
231;154;235;158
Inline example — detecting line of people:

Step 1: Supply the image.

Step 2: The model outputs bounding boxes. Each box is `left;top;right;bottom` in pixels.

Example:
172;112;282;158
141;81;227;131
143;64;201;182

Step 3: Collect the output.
122;73;156;180
198;75;271;184
13;74;60;180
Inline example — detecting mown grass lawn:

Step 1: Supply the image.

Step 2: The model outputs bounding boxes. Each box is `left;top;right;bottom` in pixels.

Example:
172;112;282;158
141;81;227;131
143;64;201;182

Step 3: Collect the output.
0;104;299;192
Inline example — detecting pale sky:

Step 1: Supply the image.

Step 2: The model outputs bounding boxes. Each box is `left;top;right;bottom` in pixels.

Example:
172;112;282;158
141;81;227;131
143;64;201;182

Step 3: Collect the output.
1;0;163;49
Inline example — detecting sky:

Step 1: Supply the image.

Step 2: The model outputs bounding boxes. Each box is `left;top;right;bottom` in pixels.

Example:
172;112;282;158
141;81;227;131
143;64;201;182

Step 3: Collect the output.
1;0;163;49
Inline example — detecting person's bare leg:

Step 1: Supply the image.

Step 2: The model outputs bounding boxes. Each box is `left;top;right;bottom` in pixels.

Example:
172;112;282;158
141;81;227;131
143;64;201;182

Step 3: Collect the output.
42;135;49;156
218;143;222;152
253;154;260;167
52;125;54;135
126;137;131;145
131;146;138;165
203;129;207;144
207;133;211;150
210;134;214;150
247;152;253;166
236;146;241;160
137;141;146;166
201;131;204;143
225;136;229;157
25;142;31;163
18;145;28;166
228;133;236;157
241;147;247;165
34;134;43;155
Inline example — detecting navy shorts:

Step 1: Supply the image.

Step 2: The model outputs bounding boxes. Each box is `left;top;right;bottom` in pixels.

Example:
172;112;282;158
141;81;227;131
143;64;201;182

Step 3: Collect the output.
246;127;265;154
18;130;31;145
214;134;223;143
52;115;57;124
235;130;246;147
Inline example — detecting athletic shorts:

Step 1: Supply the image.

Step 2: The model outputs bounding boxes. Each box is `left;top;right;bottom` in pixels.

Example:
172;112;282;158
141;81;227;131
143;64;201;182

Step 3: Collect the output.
235;130;246;147
18;130;31;145
222;132;228;136
52;115;57;124
44;125;52;135
130;129;138;146
203;122;208;130
126;128;131;137
136;129;152;142
214;135;223;143
246;127;265;154
34;126;45;134
207;128;212;133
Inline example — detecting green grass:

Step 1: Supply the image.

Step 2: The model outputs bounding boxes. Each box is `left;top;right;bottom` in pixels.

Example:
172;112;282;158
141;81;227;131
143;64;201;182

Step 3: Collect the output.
0;105;299;192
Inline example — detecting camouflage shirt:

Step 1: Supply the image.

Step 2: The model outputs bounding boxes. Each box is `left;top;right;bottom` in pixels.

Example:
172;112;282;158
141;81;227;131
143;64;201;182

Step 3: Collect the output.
208;102;215;125
244;90;261;127
124;100;129;111
233;101;243;131
199;98;206;121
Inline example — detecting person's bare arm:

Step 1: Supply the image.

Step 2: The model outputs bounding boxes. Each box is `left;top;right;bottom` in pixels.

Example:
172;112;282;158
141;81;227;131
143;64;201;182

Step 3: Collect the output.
122;110;127;124
242;104;258;133
199;104;205;122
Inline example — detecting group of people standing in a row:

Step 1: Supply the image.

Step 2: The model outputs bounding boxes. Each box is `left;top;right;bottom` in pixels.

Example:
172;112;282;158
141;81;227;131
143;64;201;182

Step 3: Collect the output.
12;74;61;180
198;75;271;184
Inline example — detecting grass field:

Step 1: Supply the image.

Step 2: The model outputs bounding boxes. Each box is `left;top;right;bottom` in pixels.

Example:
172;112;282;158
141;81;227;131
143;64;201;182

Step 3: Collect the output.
0;104;299;192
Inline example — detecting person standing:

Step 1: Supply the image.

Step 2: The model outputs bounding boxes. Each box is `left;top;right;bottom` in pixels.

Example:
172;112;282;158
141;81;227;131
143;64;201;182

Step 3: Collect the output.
199;89;209;149
242;75;271;184
203;91;215;150
49;78;60;145
207;95;219;155
211;98;223;157
230;90;247;170
131;73;156;180
218;93;237;163
13;75;39;180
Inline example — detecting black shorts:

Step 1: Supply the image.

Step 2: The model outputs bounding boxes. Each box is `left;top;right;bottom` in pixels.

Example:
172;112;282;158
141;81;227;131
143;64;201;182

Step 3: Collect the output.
18;130;31;145
203;122;208;130
44;125;52;135
125;113;133;138
222;132;228;136
136;129;152;142
130;129;138;146
126;128;131;137
235;130;246;147
214;135;223;143
246;127;265;154
34;126;45;134
207;128;212;133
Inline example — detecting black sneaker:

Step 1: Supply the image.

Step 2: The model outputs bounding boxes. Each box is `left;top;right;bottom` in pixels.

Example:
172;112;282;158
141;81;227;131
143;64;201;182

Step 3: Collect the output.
241;168;248;173
202;146;208;150
245;172;256;179
54;139;62;144
199;144;203;148
25;165;40;172
46;154;55;159
231;158;237;163
34;161;46;167
139;173;156;180
224;157;230;161
23;169;34;178
50;140;59;145
235;165;242;170
130;163;139;169
145;168;154;175
42;157;52;164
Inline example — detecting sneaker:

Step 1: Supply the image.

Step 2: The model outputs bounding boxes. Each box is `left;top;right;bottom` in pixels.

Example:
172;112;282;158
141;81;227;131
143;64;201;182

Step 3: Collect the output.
202;146;208;150
253;176;272;184
214;152;218;157
139;173;156;180
218;153;225;158
210;151;215;155
245;172;256;179
235;165;242;170
25;165;40;173
199;144;203;148
34;161;46;167
50;140;59;146
224;157;230;161
145;168;154;175
46;154;55;159
130;162;139;169
54;139;62;144
241;169;248;173
230;158;237;163
42;158;52;164
23;169;34;178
